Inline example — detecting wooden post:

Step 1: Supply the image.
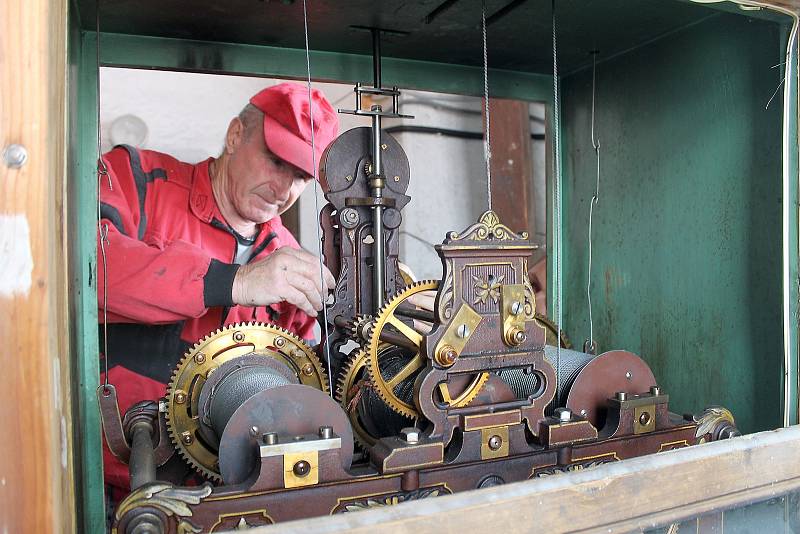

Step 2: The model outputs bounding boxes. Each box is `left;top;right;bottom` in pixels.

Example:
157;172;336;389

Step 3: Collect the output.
0;0;75;532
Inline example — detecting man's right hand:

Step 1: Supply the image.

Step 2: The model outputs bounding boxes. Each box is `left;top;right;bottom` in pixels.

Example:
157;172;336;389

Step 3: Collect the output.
231;246;336;317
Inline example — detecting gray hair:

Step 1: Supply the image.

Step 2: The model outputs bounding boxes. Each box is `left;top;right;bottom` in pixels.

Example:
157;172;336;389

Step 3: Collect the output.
237;103;263;140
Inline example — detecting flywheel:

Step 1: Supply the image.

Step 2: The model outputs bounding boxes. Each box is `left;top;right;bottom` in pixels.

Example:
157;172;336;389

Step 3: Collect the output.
165;322;328;480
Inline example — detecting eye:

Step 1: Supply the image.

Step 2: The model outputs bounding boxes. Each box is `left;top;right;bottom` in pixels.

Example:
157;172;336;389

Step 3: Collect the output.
270;156;285;168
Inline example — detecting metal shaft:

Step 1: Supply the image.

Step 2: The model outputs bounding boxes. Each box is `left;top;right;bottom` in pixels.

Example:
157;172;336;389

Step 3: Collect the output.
371;28;386;312
129;421;156;490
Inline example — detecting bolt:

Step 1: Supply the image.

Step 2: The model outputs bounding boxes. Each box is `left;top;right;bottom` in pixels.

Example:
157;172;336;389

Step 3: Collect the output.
233;331;245;342
513;330;527;344
580;409;588;417
174;391;187;404
616;391;627;401
371;105;382;112
381;143;388;150
393;175;400;182
194;352;206;364
249;426;260;437
436;345;458;367
319;426;334;439
275;336;286;348
625;371;632;380
301;363;314;376
292;460;311;478
639;412;651;426
457;324;470;338
510;301;523;315
488;434;503;451
346;174;353;181
262;432;278;445
556;408;572;423
650;385;661;396
400;427;420;444
181;431;193;445
3;144;28;169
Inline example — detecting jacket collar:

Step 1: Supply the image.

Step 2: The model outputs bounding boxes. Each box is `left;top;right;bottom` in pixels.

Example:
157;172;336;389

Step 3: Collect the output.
190;157;282;243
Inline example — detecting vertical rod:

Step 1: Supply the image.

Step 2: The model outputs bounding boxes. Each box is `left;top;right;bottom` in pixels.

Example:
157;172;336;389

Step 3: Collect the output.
371;28;385;312
128;422;156;490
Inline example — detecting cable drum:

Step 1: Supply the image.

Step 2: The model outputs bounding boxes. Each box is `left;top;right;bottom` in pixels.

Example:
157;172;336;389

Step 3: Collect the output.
198;353;298;447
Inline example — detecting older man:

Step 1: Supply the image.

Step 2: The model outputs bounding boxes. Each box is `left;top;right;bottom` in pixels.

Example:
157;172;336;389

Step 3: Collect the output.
98;82;337;489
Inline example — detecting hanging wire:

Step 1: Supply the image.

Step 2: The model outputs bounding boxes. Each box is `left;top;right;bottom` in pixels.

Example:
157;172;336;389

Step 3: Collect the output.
96;0;112;389
481;0;493;212
551;0;563;390
301;0;334;397
586;51;601;353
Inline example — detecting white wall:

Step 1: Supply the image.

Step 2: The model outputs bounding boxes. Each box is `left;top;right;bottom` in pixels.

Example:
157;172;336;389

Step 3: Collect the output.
99;68;545;283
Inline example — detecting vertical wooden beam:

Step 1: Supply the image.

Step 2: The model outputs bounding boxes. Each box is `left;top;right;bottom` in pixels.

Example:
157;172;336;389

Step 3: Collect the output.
0;0;74;532
487;98;534;236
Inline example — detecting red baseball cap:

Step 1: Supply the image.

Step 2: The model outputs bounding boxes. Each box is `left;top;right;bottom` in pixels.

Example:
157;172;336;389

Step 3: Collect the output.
249;82;339;178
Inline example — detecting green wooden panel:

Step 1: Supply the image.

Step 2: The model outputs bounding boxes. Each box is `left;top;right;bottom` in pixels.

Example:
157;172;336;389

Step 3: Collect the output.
95;32;553;102
69;28;104;533
560;13;790;434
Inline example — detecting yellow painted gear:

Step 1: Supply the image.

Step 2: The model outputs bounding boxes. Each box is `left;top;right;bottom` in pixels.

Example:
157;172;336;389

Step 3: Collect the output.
334;348;378;448
165;322;327;480
366;281;488;418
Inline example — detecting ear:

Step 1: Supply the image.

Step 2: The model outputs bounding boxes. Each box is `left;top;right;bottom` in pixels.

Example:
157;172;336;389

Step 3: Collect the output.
225;117;245;155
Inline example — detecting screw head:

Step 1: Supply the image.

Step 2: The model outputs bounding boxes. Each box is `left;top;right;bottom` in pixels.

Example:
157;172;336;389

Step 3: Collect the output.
650;385;661;396
292;460;311;478
181;431;193;445
639;411;651;426
345;174;353;181
233;331;245;342
262;432;278;445
249;426;260;437
488;435;503;451
556;408;572;422
194;352;206;364
3;144;28;169
301;363;314;376
513;329;527;344
318;426;334;439
393;175;400;182
625;371;632;380
381;143;388;150
616;391;627;401
510;301;523;315
456;324;470;338
174;391;187;404
275;336;286;348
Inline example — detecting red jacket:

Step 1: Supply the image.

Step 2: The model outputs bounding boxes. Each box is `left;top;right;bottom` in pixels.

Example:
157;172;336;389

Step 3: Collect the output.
98;145;315;489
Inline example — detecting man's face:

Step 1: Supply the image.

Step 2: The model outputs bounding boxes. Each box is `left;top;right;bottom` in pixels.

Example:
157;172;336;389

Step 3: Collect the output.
226;119;314;224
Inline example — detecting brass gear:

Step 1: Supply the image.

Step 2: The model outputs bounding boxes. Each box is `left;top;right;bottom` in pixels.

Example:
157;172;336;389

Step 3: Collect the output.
350;314;374;342
165;322;327;480
366;280;488;418
334;348;378;448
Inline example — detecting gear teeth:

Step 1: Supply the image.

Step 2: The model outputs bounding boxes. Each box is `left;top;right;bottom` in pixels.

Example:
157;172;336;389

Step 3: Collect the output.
334;348;378;448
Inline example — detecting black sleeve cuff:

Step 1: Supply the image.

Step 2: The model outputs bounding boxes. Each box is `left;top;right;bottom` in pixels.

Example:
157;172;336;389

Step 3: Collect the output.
203;259;240;308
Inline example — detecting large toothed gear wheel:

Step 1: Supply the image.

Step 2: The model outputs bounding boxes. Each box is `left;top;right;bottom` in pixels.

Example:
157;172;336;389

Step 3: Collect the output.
366;280;489;418
335;348;378;448
165;322;328;480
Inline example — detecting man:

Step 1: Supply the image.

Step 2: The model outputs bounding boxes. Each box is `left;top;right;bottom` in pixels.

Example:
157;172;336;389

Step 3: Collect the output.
98;82;338;490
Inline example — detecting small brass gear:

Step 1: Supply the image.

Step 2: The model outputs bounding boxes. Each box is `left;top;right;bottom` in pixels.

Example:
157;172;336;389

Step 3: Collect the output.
366;280;489;418
350;314;374;342
165;322;327;480
335;348;378;448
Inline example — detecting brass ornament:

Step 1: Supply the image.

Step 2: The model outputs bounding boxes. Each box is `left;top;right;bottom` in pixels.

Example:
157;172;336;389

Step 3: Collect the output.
446;210;528;242
113;483;212;534
695;406;737;441
165;322;327;480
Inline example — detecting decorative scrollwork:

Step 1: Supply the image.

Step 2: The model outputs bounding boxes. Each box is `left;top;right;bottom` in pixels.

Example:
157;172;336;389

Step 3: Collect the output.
338;486;448;513
522;259;536;319
532;459;614;478
114;483;212;533
437;261;455;323
446;210;528;242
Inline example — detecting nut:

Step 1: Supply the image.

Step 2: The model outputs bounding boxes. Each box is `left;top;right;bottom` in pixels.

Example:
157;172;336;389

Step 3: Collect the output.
616;391;627;401
262;432;278;445
650;385;661;396
400;427;420;444
555;408;572;423
194;352;206;364
435;345;458;367
318;426;334;439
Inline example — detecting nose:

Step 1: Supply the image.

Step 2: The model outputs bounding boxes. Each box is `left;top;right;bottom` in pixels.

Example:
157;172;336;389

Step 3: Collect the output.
270;172;293;203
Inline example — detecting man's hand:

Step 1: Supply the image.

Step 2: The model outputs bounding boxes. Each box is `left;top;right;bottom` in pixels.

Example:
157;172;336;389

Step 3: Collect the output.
231;247;336;317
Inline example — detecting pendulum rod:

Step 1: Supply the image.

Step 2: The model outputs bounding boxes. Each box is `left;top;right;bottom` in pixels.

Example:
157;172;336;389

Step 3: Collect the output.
585;51;601;354
370;28;386;313
301;0;334;396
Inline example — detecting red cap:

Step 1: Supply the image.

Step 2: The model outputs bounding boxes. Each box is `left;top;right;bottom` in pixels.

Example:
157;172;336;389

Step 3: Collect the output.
249;82;339;178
